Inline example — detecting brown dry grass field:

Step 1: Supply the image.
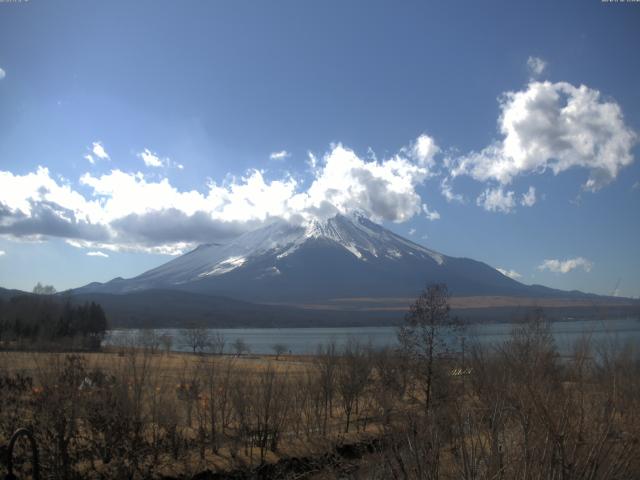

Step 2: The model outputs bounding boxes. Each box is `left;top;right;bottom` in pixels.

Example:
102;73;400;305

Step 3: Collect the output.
0;348;391;479
1;322;640;480
0;349;312;380
269;295;639;312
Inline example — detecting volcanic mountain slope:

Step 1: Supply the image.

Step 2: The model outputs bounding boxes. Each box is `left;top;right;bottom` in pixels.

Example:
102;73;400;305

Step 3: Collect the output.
76;212;577;303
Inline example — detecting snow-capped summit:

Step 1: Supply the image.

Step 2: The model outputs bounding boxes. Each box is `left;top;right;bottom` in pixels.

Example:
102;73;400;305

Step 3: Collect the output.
76;212;534;302
300;212;444;264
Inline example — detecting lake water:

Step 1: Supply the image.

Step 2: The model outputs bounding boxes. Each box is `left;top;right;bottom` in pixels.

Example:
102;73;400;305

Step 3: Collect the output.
105;317;640;355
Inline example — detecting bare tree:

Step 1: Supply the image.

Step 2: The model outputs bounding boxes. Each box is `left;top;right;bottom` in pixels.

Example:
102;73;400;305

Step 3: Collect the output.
137;329;161;354
180;325;211;354
398;283;456;416
251;365;291;461
199;355;235;453
159;333;173;354
209;331;226;355
371;347;409;426
337;339;371;432
272;343;288;360
232;337;249;356
314;341;338;435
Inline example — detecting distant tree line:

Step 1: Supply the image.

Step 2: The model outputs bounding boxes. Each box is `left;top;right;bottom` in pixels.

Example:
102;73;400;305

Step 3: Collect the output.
0;290;108;349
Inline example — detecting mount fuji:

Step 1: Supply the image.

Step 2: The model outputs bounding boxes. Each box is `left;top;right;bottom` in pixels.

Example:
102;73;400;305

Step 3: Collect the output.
68;212;639;327
77;212;569;303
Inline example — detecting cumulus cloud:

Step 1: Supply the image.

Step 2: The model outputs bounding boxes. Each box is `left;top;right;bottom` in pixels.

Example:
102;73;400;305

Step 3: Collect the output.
410;134;440;168
86;251;109;258
91;142;110;161
496;267;522;279
0;167;109;241
537;257;593;274
527;56;546;77
0;136;440;254
450;81;636;191
422;203;440;221
109;210;261;246
84;154;95;165
0;68;5;80
270;150;290;161
293;142;436;223
0;200;110;241
0;166;297;253
520;186;537;207
476;187;516;213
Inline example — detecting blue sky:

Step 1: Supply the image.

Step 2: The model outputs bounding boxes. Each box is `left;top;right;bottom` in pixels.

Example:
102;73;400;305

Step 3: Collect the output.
0;0;639;297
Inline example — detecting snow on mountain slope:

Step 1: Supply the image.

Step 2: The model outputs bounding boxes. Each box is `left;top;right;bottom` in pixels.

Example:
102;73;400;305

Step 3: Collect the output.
121;212;444;288
76;212;533;300
300;212;444;264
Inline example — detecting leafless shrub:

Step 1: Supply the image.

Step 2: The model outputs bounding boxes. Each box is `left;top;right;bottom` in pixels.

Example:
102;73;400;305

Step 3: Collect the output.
314;341;339;436
180;325;211;354
272;343;288;360
337;339;371;433
371;347;409;427
137;328;161;354
232;337;250;356
209;331;226;355
159;332;173;354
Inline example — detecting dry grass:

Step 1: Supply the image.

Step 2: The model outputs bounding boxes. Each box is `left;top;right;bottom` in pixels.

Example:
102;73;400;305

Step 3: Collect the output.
2;331;639;480
0;350;312;380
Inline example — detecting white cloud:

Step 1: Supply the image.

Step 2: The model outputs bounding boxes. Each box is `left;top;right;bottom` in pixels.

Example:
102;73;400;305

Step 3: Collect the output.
0;68;5;80
451;81;636;191
138;148;164;167
84;154;95;165
138;148;183;169
0;135;440;254
78;168;298;225
408;228;416;236
86;251;109;258
537;257;593;274
422;203;440;221
91;142;110;161
0;250;5;256
293;140;437;223
410;134;440;168
496;267;522;279
0;167;104;223
527;56;546;77
440;177;464;203
520;186;537;207
270;150;290;161
476;187;516;213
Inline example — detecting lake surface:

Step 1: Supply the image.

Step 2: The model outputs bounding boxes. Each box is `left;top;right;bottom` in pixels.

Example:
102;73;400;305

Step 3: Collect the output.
105;317;640;355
